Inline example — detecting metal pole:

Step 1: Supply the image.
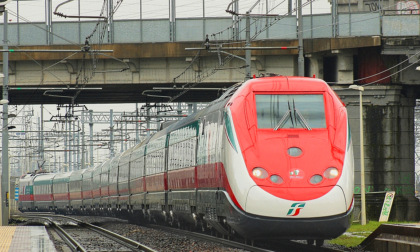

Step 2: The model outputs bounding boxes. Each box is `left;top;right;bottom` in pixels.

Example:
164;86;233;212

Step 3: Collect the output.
146;104;150;137
124;120;128;151
233;0;239;40
349;84;366;225
45;0;52;44
266;0;269;38
297;0;304;76
332;0;337;37
360;89;366;225
38;117;42;169
169;0;176;42
40;105;44;162
110;109;114;158
16;0;20;44
54;140;57;172
78;0;81;44
73;119;76;170
89;110;94;167
140;0;143;42
108;0;114;43
135;104;139;144
69;118;72;171
1;9;9;226
77;120;80;170
120;122;124;153
64;116;68;172
156;104;161;131
81;111;85;170
245;11;251;79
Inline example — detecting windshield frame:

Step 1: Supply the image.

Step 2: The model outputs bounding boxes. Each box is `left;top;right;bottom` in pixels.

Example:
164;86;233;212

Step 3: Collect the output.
254;92;327;130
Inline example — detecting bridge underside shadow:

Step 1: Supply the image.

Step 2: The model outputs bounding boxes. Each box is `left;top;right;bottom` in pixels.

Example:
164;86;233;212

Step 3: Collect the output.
6;82;236;105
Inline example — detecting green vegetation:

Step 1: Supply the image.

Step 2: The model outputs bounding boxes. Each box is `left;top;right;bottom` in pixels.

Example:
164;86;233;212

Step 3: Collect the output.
328;221;383;248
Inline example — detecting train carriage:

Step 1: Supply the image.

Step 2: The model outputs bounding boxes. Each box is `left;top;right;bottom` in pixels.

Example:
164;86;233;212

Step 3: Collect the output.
18;173;36;211
167;120;199;226
92;163;103;211
144;133;167;222
128;143;146;220
81;167;94;212
33;173;56;211
52;172;73;213
109;153;122;214
117;148;132;215
100;160;111;212
69;169;85;213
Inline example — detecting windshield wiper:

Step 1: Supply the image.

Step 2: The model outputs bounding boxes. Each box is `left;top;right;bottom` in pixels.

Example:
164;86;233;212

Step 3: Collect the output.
274;101;294;130
293;100;312;130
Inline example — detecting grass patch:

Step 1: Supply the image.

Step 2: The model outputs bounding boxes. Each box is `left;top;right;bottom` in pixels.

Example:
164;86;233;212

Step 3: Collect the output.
329;235;366;247
328;221;383;248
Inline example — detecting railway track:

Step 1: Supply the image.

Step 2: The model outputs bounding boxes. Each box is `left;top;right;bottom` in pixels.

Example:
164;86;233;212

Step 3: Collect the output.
23;213;157;252
21;213;346;252
148;224;347;252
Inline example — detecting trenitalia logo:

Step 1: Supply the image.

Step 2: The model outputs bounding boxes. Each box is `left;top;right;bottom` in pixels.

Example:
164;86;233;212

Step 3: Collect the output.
287;202;306;216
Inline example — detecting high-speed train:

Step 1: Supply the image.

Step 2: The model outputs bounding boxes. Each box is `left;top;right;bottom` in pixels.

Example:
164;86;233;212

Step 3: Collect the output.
19;76;354;245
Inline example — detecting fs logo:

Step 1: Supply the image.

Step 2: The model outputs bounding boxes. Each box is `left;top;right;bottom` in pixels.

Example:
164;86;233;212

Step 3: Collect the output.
287;202;306;216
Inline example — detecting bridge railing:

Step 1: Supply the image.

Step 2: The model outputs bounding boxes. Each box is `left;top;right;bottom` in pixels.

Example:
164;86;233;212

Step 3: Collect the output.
0;12;416;46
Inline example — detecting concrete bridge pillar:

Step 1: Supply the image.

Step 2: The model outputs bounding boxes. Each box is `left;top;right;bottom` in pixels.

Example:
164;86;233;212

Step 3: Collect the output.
336;52;354;84
306;50;354;84
306;55;324;79
336;85;420;221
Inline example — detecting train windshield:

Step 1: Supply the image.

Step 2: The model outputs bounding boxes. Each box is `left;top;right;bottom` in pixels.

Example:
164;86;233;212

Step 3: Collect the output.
255;94;326;129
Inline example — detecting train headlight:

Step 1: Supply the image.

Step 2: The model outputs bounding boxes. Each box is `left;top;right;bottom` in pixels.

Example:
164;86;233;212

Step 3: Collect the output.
324;167;339;179
310;174;323;184
270;175;283;184
287;147;302;157
252;167;269;179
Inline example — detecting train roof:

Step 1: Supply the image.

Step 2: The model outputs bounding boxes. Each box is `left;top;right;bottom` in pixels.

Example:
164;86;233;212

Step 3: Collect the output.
53;171;73;184
69;169;85;181
33;173;56;185
237;76;332;93
100;159;111;173
82;167;94;179
142;81;241;146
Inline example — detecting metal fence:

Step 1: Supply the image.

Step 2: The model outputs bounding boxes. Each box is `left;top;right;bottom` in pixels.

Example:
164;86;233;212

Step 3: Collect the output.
0;12;416;45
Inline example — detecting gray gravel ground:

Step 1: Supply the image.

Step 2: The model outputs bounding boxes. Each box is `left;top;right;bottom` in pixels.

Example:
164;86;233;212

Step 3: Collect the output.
15;215;361;251
49;215;249;252
100;221;249;252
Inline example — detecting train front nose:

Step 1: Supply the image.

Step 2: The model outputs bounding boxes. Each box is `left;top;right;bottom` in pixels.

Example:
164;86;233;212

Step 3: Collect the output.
245;185;348;218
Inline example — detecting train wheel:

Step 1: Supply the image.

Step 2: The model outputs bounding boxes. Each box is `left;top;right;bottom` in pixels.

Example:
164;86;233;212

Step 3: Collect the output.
316;239;324;247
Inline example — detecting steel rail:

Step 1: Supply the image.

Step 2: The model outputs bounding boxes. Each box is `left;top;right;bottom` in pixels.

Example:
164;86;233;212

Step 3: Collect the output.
148;224;346;252
23;213;157;252
50;215;157;252
50;221;88;252
148;224;274;252
23;214;87;252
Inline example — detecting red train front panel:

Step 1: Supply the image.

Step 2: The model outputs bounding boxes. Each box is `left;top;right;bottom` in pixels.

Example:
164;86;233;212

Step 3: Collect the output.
223;76;354;218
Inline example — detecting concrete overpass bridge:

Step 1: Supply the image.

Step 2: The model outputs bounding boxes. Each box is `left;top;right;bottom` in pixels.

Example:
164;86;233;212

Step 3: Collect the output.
2;0;420;222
